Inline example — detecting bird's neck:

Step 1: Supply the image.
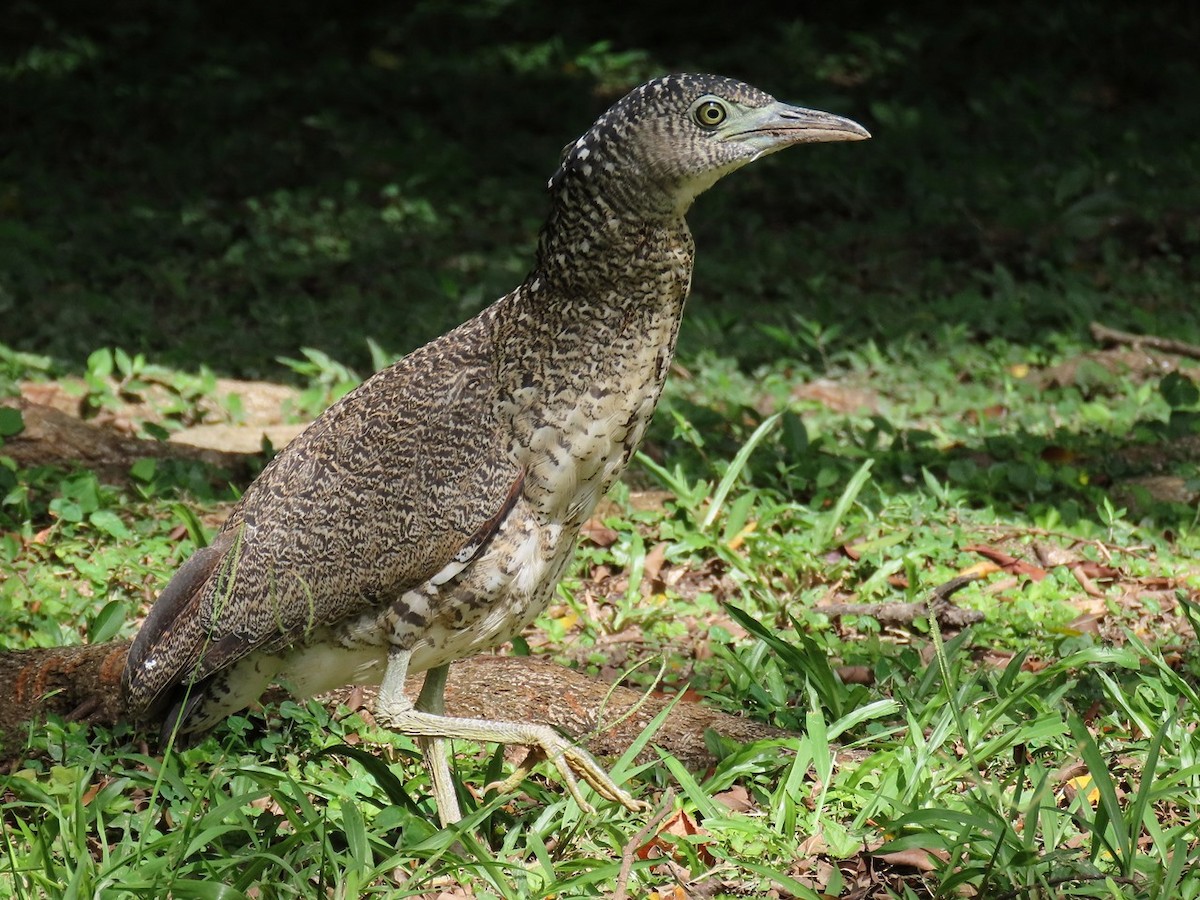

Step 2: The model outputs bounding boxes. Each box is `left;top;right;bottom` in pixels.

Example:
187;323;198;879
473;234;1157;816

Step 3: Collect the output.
520;190;695;364
530;183;691;298
492;189;695;524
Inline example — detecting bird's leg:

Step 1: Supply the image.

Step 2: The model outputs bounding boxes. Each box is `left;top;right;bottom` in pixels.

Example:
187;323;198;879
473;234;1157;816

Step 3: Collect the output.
376;648;461;825
414;664;461;826
374;648;647;822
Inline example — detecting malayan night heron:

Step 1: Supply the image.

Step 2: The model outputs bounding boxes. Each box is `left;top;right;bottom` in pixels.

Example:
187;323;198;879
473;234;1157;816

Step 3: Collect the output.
123;74;869;825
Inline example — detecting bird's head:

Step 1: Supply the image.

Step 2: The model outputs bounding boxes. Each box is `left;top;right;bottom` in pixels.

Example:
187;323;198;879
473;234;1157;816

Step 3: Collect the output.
549;74;870;219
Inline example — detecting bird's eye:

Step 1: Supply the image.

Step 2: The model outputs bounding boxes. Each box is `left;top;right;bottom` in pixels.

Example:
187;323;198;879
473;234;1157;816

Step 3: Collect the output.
693;99;727;129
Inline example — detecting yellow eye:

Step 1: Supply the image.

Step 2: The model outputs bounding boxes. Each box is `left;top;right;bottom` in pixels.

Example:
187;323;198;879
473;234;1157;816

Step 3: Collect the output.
693;99;727;128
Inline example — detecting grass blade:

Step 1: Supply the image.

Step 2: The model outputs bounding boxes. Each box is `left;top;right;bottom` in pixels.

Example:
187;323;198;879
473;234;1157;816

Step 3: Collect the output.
816;459;874;548
1067;713;1132;870
701;412;781;530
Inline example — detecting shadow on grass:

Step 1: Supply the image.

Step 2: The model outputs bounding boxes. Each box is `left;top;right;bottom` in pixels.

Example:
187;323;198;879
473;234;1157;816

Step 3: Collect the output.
647;394;1200;535
2;0;1198;375
2;1;1197;532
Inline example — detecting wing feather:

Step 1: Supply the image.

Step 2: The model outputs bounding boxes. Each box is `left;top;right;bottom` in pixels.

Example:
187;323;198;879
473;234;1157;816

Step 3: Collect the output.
124;308;521;721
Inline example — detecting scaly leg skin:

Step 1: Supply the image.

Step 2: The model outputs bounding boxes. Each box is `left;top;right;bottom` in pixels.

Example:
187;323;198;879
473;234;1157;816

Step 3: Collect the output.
413;664;461;826
375;647;648;826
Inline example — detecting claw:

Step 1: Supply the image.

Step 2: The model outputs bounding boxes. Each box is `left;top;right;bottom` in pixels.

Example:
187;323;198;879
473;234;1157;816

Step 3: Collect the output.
377;652;645;825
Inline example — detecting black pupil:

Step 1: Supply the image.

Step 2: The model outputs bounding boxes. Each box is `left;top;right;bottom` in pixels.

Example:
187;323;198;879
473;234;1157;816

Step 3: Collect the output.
703;104;721;122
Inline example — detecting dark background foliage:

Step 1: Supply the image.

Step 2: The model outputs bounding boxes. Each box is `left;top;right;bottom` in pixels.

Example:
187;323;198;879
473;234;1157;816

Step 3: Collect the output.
2;0;1197;375
2;10;1199;895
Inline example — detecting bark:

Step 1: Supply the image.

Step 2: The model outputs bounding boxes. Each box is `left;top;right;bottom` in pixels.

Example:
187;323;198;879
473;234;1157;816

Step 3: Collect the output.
1090;321;1200;361
0;644;789;769
0;641;132;749
0;398;791;769
1;399;256;484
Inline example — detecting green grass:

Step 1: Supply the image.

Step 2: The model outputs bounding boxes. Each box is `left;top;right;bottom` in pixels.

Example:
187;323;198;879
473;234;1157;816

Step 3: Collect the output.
3;1;1200;897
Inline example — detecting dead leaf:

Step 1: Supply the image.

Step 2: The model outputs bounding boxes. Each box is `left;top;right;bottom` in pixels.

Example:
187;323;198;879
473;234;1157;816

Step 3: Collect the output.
962;545;1049;581
874;847;947;871
957;560;1002;579
642;542;669;591
726;520;756;551
836;665;874;685
81;779;103;806
635;809;715;866
581;518;620;548
1065;774;1101;808
713;784;755;813
795;833;828;857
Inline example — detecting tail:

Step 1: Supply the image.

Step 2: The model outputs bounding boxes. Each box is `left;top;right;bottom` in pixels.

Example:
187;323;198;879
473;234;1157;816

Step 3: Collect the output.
0;641;132;755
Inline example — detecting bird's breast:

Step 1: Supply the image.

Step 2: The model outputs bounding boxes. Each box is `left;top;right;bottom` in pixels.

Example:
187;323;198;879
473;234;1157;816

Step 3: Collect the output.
508;299;684;527
498;219;692;528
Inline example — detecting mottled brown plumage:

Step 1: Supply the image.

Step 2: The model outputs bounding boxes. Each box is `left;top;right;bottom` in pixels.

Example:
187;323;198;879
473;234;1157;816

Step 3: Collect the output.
123;74;868;824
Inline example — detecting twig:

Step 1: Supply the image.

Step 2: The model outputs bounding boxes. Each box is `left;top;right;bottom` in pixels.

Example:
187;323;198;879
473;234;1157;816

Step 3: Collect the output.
991;872;1137;900
1090;321;1200;361
814;600;984;628
815;574;987;628
816;575;986;628
613;788;676;900
926;573;979;603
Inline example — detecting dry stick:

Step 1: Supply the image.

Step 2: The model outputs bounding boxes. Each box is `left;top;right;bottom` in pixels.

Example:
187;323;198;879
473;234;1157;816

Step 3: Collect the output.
815;574;986;628
991;873;1137;900
612;788;677;900
1;648;790;770
1090;321;1200;361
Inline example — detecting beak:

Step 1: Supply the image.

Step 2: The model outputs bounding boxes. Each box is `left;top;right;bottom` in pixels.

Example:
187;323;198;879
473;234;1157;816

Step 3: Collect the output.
723;101;870;156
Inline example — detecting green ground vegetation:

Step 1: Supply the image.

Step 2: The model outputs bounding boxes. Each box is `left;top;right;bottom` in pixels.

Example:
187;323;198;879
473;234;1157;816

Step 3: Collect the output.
2;1;1199;897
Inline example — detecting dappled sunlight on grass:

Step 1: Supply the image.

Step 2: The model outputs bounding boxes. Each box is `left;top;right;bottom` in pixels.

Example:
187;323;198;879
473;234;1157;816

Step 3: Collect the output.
2;1;1199;895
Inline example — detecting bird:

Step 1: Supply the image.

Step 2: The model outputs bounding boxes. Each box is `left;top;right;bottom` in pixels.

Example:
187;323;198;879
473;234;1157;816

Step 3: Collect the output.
122;73;869;826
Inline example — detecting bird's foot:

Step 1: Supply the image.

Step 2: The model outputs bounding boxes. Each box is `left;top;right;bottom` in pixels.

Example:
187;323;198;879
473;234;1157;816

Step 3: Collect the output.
377;704;647;819
482;747;542;798
376;654;646;823
484;739;649;815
